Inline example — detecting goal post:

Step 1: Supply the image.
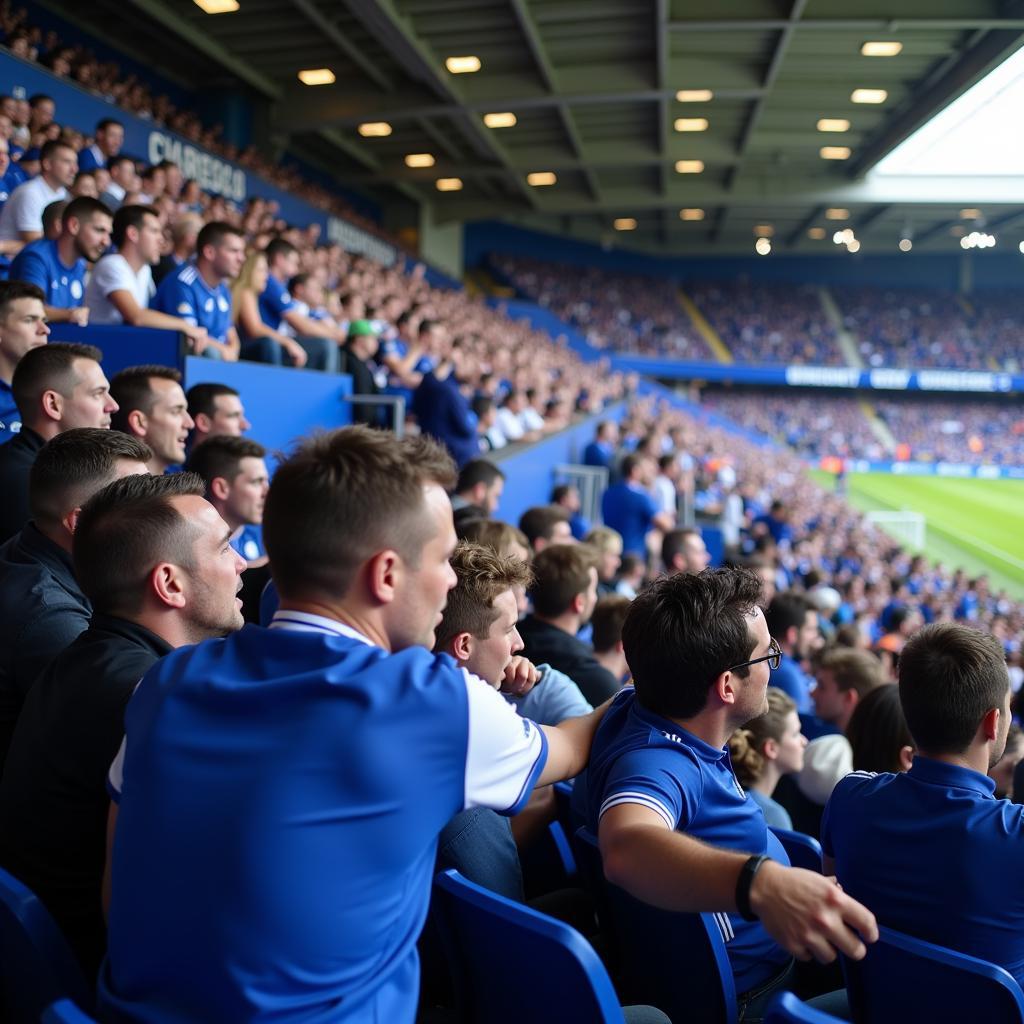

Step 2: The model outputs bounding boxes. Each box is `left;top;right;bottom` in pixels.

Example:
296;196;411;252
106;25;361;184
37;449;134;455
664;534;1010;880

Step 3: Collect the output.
865;510;926;550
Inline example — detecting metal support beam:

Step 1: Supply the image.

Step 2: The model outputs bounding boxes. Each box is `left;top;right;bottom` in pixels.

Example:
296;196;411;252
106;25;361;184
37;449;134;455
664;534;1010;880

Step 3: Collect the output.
668;17;1024;31
784;205;826;248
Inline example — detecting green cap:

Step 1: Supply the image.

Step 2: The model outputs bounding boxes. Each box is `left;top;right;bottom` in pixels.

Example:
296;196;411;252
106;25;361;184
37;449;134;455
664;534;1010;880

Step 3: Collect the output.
348;319;378;338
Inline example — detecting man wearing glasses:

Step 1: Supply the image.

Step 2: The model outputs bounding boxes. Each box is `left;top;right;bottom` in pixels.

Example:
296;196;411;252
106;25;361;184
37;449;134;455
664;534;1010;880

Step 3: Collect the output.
585;568;875;1020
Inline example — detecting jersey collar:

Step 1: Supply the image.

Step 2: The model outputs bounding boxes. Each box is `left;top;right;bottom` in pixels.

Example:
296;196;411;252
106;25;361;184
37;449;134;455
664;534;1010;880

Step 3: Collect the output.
268;609;376;647
908;755;996;798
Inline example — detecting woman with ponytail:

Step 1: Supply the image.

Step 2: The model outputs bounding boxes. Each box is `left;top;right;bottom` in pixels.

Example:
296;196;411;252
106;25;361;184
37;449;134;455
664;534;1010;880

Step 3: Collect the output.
729;687;808;829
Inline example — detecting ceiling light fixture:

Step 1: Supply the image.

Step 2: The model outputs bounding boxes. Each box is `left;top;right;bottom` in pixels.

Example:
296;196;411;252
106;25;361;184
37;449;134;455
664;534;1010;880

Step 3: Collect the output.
436;178;463;191
960;208;982;219
847;239;862;253
851;88;888;104
614;218;637;231
483;112;517;128
679;208;705;220
754;224;774;237
755;237;772;255
861;41;903;57
674;117;709;132
404;153;435;167
817;118;850;132
193;0;239;12
527;171;557;186
675;159;704;173
820;146;851;159
825;208;850;220
446;56;481;74
298;68;335;86
808;227;827;239
358;122;392;137
676;89;713;102
899;238;913;251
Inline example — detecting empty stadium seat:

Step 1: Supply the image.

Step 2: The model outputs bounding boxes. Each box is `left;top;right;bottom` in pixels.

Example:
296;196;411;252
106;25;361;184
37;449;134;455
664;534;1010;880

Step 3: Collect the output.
766;990;845;1023
574;826;738;1024
0;866;93;1020
42;999;99;1023
842;925;1024;1023
770;828;824;873
432;868;626;1024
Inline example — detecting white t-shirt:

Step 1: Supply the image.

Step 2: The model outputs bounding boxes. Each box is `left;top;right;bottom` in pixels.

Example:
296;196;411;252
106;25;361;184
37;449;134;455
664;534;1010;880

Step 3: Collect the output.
0;177;67;241
84;253;155;325
497;406;526;441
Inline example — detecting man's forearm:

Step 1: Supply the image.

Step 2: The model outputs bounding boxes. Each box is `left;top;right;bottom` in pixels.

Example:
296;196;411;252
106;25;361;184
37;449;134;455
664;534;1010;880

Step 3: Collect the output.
601;823;747;912
284;311;338;340
537;697;612;784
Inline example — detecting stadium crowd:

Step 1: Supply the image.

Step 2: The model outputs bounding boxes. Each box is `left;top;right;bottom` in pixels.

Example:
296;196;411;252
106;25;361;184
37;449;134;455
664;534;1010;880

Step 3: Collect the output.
1;15;1024;1024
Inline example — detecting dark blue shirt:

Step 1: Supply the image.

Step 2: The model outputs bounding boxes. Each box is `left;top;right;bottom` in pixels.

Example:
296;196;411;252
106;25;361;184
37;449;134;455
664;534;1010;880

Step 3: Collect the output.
412;372;479;468
151;262;232;342
601;481;657;557
823;757;1024;987
0;379;18;444
585;687;790;993
9;239;85;308
583;439;614;469
770;654;815;715
257;272;296;333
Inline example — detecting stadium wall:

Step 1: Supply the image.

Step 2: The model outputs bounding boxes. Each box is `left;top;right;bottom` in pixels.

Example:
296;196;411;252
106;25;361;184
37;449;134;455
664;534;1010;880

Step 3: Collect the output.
467;221;1024;291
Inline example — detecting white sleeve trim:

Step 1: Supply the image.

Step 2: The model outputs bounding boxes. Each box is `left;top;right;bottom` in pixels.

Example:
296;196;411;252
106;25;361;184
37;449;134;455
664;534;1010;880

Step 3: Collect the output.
599;791;677;830
462;668;548;815
107;737;126;804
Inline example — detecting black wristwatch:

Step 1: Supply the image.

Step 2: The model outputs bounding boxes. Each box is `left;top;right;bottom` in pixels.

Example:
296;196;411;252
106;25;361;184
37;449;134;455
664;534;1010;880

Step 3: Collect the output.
736;854;771;922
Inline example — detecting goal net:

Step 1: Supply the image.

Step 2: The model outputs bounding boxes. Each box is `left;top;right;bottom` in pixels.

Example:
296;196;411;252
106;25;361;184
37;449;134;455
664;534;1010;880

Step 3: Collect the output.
865;510;926;550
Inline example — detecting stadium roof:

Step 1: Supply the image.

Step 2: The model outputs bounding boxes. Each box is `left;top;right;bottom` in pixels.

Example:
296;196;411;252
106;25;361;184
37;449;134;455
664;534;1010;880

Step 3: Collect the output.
57;0;1024;254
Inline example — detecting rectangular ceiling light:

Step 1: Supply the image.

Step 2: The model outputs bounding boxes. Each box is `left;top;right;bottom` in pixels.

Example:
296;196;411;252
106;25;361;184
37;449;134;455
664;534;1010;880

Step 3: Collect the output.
674;117;709;132
679;208;705;220
676;89;713;102
820;145;851;159
826;207;850;219
527;171;557;186
960;208;981;219
193;0;239;11
446;56;481;74
807;227;827;239
613;218;637;231
436;178;463;191
675;159;704;173
358;122;392;137
861;41;903;57
851;88;888;104
298;68;335;86
754;224;774;237
817;118;850;132
404;153;435;168
483;112;517;128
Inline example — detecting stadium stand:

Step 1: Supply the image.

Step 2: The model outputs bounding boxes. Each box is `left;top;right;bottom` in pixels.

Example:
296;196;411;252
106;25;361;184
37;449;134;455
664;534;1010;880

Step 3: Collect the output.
4;3;1024;1023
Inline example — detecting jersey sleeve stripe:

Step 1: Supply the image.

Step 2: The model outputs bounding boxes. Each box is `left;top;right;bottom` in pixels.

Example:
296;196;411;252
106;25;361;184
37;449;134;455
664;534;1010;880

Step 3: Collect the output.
499;727;549;816
598;792;677;830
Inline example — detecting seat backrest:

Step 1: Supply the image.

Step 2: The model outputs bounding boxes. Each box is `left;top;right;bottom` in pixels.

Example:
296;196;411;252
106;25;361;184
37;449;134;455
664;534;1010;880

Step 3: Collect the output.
432;868;625;1024
765;990;844;1023
770;827;823;873
0;867;93;1019
42;999;99;1023
575;827;737;1024
843;925;1024;1024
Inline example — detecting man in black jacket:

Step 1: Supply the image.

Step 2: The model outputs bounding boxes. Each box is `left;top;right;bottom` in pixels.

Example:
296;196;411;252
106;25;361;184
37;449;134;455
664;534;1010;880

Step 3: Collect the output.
339;319;383;427
517;542;622;705
0;341;117;542
0;471;246;978
0;428;150;765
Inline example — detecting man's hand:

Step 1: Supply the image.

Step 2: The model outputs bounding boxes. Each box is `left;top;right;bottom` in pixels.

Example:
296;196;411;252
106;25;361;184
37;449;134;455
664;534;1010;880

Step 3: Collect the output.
500;656;540;697
750;860;878;964
184;324;209;354
69;306;89;326
284;341;308;368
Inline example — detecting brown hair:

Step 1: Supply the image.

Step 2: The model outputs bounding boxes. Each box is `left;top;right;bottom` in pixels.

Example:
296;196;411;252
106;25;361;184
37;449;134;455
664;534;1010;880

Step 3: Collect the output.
459;518;530;560
529;543;599;618
729;687;797;787
109;364;182;433
818;646;886;699
434;541;533;652
73;471;205;615
263;426;456;601
186;435;266;491
11;341;103;418
518;504;569;548
591;594;631;653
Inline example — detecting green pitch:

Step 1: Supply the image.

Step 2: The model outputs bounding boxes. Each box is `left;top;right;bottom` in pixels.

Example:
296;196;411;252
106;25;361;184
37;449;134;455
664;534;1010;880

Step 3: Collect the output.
810;471;1024;598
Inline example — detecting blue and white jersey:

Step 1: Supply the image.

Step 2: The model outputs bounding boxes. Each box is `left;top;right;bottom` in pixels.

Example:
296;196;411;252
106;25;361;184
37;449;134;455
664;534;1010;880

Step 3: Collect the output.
151;262;232;342
585;687;790;994
0;379;19;444
257;273;296;333
229;524;264;562
8;239;85;308
101;611;548;1024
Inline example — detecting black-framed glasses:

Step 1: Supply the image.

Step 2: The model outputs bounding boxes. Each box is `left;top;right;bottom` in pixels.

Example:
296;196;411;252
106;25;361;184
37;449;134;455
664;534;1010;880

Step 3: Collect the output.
728;637;782;673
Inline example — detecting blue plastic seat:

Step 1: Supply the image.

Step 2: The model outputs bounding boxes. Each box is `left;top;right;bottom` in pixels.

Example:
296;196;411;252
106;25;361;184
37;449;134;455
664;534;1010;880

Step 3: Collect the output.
432;867;626;1023
766;991;845;1023
770;827;823;873
843;925;1024;1023
575;827;737;1024
0;866;93;1020
42;999;99;1023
